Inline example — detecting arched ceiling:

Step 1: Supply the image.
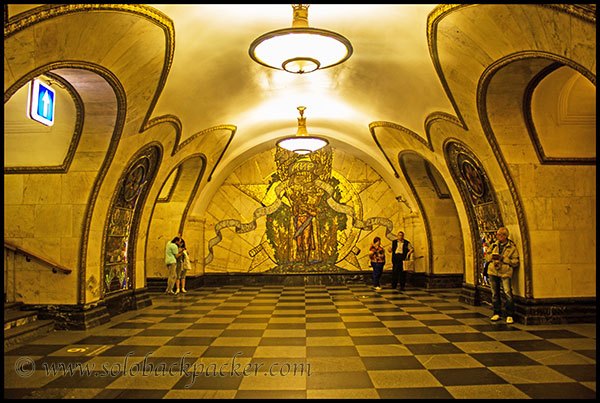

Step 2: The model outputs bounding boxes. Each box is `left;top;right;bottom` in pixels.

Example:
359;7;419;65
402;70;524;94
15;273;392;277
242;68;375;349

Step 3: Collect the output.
145;4;455;184
5;4;595;218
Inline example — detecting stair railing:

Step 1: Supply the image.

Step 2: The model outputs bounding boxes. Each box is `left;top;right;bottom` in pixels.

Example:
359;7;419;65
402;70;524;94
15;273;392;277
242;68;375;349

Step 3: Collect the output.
4;241;72;275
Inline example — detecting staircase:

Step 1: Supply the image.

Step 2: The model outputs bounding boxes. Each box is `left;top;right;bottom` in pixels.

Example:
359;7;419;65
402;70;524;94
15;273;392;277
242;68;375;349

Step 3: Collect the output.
4;302;55;350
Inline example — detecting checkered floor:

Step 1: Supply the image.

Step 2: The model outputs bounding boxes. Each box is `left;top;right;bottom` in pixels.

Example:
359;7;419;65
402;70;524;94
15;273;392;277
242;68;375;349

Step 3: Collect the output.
4;284;596;399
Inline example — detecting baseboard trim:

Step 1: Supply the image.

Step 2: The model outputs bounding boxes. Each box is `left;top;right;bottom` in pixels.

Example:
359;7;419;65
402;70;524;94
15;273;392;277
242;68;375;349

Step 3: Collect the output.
147;271;464;289
459;283;596;325
21;288;153;330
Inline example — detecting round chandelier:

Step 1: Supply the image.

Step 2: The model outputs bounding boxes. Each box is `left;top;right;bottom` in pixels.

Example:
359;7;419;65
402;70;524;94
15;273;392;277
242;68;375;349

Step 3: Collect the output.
249;4;353;74
276;106;328;154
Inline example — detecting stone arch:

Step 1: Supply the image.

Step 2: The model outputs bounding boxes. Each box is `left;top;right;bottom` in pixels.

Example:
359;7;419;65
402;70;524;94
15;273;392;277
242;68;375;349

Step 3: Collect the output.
443;139;505;292
101;143;162;298
399;151;464;282
145;154;207;281
478;52;596;299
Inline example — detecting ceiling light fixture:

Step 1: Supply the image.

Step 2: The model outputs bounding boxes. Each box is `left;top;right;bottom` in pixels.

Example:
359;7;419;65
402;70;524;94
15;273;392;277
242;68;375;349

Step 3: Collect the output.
276;106;328;154
249;4;353;74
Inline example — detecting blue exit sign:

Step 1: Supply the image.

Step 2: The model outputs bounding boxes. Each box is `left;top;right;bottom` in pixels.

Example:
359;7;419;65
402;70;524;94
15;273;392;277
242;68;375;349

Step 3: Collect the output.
27;78;55;126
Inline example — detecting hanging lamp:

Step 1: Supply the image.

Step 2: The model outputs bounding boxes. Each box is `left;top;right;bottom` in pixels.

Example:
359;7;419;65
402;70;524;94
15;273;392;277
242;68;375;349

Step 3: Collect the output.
249;4;353;74
276;106;328;154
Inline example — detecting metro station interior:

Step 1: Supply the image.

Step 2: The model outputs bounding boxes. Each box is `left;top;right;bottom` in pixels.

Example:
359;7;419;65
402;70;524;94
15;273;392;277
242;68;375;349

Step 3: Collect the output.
4;4;596;399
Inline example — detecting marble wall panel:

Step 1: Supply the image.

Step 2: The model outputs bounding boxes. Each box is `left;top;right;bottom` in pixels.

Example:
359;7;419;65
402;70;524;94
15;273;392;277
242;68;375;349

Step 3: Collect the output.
533;166;580;197
23;237;61;265
60;237;80;269
34;204;73;239
60;171;96;204
67;151;105;172
4;175;24;205
22;174;62;205
559;230;595;265
530;230;561;265
531;263;572;299
569;264;596;297
551;197;594;231
516;164;535;199
4;205;35;238
524;197;554;231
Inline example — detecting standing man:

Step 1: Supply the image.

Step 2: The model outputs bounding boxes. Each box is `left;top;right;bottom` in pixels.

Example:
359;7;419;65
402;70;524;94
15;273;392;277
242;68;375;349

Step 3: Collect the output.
165;236;183;295
388;231;414;291
485;227;519;324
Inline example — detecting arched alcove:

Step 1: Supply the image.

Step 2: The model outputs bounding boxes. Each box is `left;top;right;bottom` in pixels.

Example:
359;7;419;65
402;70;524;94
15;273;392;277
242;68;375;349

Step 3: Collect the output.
101;143;162;298
480;54;596;300
398;151;464;286
145;154;207;281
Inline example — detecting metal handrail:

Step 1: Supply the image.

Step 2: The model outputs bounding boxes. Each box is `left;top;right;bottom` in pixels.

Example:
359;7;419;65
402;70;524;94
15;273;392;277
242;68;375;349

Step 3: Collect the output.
4;241;72;274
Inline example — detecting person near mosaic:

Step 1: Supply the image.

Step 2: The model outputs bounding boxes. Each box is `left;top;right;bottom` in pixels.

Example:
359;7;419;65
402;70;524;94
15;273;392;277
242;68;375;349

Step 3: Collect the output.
485;226;520;324
388;231;414;291
369;236;386;290
165;236;184;295
175;237;191;294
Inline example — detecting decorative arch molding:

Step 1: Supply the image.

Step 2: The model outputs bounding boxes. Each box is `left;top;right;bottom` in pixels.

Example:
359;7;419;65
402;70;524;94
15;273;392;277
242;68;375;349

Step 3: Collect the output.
157;166;182;203
522;62;596;165
4;71;85;174
100;142;163;297
397;151;434;275
443;139;504;290
369;121;432;179
175;155;209;235
477;51;597;299
3;61;127;305
4;3;175;136
426;3;597;133
144;153;207;281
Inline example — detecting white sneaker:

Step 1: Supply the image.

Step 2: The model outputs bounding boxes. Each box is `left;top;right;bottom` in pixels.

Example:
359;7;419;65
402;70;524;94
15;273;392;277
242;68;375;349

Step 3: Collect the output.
375;286;382;290
490;314;501;321
506;316;514;324
174;289;180;295
181;288;187;293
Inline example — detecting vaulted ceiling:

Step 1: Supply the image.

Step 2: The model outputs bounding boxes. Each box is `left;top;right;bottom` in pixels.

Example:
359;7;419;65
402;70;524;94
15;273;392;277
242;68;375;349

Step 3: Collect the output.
4;4;596;218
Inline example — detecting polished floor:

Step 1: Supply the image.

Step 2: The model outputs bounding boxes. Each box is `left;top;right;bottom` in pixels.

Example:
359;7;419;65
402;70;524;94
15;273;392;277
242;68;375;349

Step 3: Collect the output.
4;284;596;399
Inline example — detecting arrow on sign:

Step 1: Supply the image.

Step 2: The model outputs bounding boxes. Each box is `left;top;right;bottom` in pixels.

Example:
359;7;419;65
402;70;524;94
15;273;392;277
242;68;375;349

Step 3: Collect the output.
41;91;51;118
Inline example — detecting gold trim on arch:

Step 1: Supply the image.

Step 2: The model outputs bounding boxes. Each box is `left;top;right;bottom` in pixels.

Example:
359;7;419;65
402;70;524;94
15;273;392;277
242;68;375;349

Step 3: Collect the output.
157;166;181;203
99;142;163;299
369;121;433;179
3;61;127;306
4;71;85;174
143;153;208;285
426;3;597;133
477;51;597;299
424;160;451;199
4;4;176;138
178;125;237;183
398;151;434;275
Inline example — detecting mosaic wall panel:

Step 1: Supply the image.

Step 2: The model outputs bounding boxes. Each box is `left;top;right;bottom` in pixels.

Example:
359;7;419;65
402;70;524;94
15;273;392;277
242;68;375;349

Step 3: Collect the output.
103;145;160;294
204;145;409;274
445;141;503;286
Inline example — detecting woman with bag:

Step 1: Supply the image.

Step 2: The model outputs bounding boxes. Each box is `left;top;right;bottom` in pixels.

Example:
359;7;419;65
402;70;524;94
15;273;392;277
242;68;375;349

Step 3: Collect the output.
369;237;385;290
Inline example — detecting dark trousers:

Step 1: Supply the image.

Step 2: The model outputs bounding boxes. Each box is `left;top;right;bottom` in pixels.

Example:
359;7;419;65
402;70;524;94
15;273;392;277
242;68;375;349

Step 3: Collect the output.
371;262;384;287
391;259;406;289
489;274;514;317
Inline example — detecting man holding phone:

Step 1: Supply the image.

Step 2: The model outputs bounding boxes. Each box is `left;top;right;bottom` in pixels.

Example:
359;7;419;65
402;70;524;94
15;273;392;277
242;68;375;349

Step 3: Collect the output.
484;227;520;324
